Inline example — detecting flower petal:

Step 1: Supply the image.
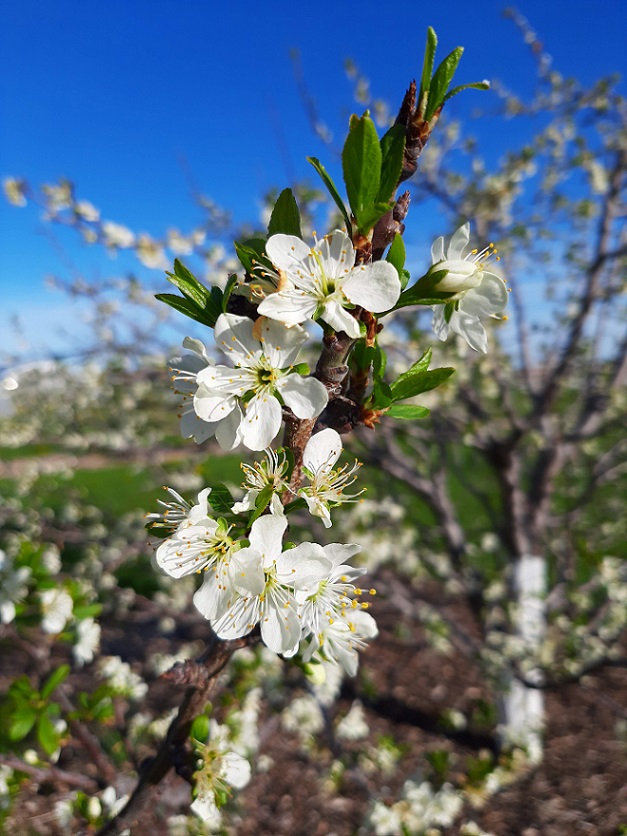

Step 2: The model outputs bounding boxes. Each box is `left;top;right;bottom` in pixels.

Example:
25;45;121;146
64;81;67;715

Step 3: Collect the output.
303;428;342;472
278;375;328;419
266;233;311;275
240;393;282;450
315;231;356;277
341;261;401;312
450;311;489;353
258;316;307;368
460;272;508;317
320;300;362;337
214;405;243;450
257;290;317;326
214;313;262;365
248;514;288;565
260;601;301;655
447;223;470;259
431;235;445;264
431;305;450;342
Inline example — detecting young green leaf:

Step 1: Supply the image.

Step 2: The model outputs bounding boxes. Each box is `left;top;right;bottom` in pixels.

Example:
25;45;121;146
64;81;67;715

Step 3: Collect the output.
341;113;382;233
370;379;393;409
166;260;210;309
209;484;235;516
425;46;464;122
268;188;302;238
37;713;61;757
390;367;455;401
307;157;352;233
386;233;406;277
393;271;458;310
41;665;70;700
234;238;268;274
419;27;439;110
444;80;490;103
8;706;38;741
221;273;239;312
378;124;406;203
248;485;274;525
372;344;387;381
387;403;430;420
154;293;216;326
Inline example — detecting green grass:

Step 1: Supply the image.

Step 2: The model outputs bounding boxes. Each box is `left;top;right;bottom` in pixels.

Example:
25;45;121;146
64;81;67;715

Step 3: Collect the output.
0;443;64;460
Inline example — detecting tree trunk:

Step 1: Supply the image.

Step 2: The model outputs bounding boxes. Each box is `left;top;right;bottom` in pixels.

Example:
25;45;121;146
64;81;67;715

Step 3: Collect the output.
498;553;546;762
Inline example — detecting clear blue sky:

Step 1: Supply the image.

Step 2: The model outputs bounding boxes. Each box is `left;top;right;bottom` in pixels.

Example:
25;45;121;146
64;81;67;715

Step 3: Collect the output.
1;0;626;363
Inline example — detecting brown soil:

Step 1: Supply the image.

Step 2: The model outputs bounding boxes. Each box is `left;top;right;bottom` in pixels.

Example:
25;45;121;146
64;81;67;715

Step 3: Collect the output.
2;576;626;836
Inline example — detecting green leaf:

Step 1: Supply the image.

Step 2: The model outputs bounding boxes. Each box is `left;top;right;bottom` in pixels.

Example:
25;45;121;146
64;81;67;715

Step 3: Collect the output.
390;367;455;401
444;80;490;103
386;233;406;278
9;675;36;698
41;665;70;700
209;484;235;516
307;157;352;233
221;273;239;312
387;403;430;420
9;707;38;741
393;271;458;310
372;344;387;381
248;486;274;525
378;124;405;202
290;362;310;375
404;347;432;375
341;113;382;233
166;260;210;309
154;293;214;327
426;47;464;122
207;286;225;323
268;188;302;238
73;604;102;620
419;27;439;108
370;380;393;409
400;268;411;291
37;713;60;756
351;341;375;371
355;201;395;235
234;238;268;274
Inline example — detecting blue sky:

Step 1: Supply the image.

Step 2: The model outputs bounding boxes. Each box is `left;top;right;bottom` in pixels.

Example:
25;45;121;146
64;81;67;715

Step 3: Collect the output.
1;0;626;364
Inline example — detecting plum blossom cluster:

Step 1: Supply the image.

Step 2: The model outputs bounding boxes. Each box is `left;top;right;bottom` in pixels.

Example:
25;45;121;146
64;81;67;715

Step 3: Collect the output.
151;484;377;676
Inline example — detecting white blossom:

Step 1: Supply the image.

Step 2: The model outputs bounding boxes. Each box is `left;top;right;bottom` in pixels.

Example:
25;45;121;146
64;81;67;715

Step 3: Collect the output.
302;607;378;677
257;230;401;338
97;656;148;699
73;618;101;666
232;448;289;516
146;485;212;535
0;549;31;624
191;720;251;823
429;223;509;353
40;588;73;634
298;428;363;527
193;313;328;451
102;220;135;249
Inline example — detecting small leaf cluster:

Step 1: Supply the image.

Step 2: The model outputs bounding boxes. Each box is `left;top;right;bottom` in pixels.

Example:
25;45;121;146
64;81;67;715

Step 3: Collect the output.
1;666;69;757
